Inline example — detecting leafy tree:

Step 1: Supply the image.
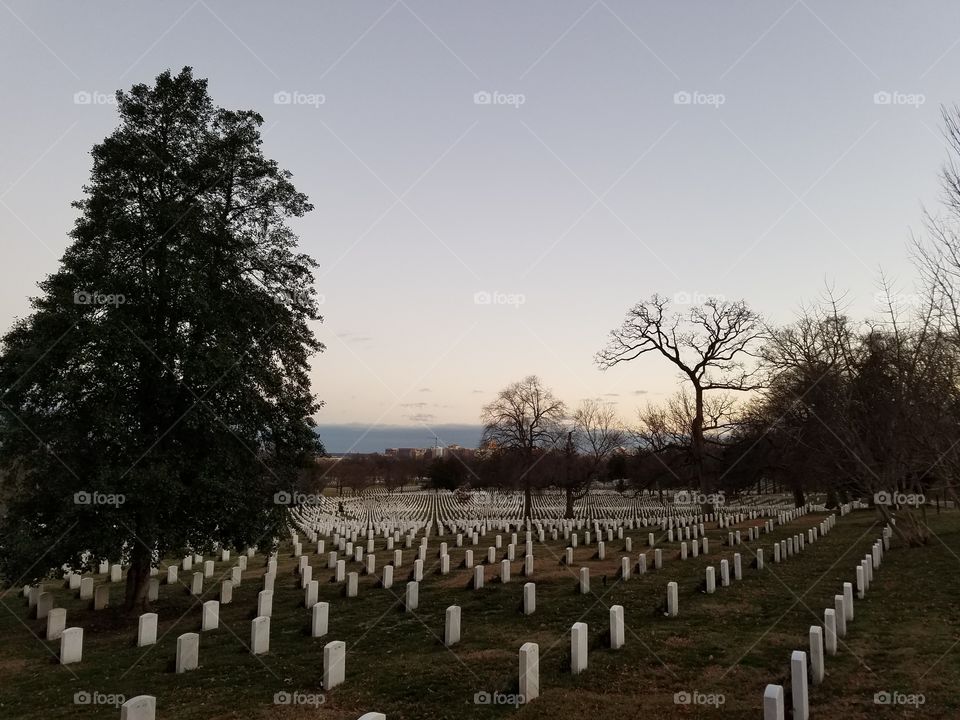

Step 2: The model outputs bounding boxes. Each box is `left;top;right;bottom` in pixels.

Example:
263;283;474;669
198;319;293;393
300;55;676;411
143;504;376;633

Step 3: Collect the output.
0;68;323;610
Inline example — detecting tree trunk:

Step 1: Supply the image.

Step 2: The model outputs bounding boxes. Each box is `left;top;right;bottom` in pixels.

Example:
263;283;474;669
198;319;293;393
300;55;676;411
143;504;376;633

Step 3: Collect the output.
691;383;706;492
523;482;532;519
564;486;575;519
124;541;153;612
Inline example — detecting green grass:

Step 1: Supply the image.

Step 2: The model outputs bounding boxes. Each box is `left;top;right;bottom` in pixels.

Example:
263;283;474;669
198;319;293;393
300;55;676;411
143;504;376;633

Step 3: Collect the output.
1;509;958;719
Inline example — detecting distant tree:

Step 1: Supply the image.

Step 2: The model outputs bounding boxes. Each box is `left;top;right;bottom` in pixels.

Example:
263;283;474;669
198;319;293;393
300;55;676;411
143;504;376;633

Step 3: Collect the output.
480;375;566;518
427;456;466;492
554;399;625;518
0;68;323;610
597;295;763;494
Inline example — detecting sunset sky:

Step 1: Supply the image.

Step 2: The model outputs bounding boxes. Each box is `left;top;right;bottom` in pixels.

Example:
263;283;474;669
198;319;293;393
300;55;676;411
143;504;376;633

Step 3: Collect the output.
1;1;957;438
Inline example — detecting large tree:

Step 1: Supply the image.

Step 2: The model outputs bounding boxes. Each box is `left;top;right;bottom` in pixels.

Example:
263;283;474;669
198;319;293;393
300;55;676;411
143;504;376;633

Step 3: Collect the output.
597;295;763;493
0;68;323;610
480;375;566;518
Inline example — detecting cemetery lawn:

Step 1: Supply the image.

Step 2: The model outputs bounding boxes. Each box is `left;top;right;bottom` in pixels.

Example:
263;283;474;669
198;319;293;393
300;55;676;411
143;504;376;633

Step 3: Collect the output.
1;509;958;719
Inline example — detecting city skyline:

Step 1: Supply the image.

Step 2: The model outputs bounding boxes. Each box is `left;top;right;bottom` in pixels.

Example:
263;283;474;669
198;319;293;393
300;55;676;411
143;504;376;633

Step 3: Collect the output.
2;2;958;428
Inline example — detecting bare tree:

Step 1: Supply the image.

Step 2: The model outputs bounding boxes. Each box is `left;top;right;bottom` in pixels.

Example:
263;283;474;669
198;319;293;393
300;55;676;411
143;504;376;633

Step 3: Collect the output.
597;295;764;492
480;375;567;518
552;399;626;518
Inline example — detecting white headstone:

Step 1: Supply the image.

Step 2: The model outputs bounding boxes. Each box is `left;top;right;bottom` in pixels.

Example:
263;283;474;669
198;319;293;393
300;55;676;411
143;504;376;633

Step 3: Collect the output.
824;609;837;655
666;581;678;617
312;601;329;638
60;626;83;664
46;607;66;641
257;590;273;618
519;642;539;701
763;684;784;720
80;577;94;600
138;612;158;647
94;585;110;610
570;621;588;674
444;605;461;646
250;616;270;655
791;650;809;720
201;601;219;631
609;605;625;650
323;640;346;689
809;626;824;685
220;580;233;605
119;695;156;720
175;632;199;672
523;582;536;615
305;580;319;608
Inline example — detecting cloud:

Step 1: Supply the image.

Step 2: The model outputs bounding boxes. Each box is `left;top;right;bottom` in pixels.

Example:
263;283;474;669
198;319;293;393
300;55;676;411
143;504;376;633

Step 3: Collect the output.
471;389;484;394
400;402;429;409
404;413;435;423
418;387;432;393
336;331;373;344
633;390;648;395
603;393;620;397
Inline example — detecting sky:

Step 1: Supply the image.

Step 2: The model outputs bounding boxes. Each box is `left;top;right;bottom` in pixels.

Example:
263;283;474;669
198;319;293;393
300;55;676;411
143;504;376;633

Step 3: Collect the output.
1;1;958;447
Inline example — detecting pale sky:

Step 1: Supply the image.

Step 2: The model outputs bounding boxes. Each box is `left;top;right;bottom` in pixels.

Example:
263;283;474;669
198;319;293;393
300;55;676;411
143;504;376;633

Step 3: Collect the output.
1;1;957;432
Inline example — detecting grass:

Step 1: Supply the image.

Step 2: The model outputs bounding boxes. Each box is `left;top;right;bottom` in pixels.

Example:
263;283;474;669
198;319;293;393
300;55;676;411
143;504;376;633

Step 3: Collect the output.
1;508;958;719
